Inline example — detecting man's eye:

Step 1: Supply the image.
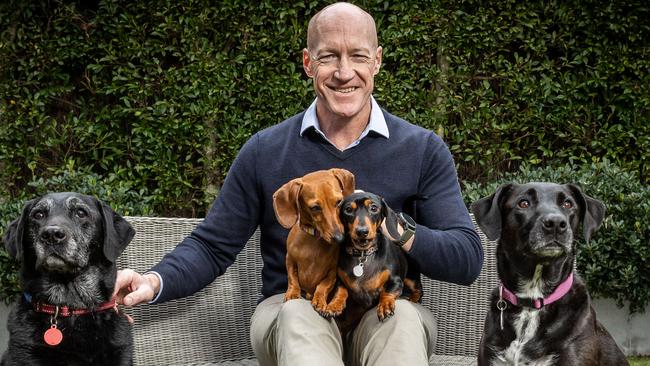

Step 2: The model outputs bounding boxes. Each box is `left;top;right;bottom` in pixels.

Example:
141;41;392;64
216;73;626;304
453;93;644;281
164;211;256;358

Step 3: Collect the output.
351;55;371;63
317;55;337;63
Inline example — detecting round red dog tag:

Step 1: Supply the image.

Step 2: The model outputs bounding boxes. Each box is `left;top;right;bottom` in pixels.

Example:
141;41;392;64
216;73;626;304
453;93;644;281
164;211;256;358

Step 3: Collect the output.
44;325;63;346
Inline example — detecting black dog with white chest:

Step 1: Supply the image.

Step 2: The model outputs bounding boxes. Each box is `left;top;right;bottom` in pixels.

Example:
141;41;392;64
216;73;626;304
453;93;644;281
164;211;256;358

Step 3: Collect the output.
472;183;627;366
2;192;135;366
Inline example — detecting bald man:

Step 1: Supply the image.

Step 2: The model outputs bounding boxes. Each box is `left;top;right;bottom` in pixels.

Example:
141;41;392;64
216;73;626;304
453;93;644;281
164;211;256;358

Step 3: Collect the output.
114;3;482;365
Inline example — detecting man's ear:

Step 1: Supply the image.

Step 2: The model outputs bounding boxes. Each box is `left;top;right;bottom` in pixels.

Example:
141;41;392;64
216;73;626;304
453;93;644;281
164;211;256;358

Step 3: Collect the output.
303;48;315;78
373;46;382;75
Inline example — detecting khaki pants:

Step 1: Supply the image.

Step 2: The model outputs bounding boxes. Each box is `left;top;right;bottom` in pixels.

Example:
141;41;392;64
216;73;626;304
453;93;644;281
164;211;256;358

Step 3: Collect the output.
250;294;437;366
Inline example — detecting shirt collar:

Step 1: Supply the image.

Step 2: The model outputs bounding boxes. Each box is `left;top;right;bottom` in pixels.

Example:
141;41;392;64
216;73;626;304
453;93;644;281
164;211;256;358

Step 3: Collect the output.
300;95;389;149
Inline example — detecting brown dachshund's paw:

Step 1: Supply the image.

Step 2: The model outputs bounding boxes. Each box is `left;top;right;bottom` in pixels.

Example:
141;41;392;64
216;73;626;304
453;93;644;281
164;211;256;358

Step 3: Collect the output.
377;298;396;321
312;299;332;318
316;308;335;319
283;290;300;302
323;301;346;318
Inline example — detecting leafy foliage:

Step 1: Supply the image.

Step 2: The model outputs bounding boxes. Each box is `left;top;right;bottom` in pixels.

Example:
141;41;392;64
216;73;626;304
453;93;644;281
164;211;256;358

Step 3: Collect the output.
463;160;650;313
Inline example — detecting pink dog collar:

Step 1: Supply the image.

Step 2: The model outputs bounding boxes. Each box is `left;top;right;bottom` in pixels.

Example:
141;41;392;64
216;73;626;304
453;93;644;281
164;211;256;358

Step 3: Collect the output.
500;273;574;309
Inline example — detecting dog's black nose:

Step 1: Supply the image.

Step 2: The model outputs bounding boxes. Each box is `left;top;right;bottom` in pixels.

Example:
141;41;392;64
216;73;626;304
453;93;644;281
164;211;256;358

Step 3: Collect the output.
542;214;568;233
355;227;369;238
332;232;345;244
40;226;68;244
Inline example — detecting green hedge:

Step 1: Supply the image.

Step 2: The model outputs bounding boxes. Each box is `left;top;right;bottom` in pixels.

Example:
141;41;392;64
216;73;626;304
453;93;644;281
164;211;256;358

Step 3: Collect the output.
0;1;648;309
1;0;647;215
463;160;650;313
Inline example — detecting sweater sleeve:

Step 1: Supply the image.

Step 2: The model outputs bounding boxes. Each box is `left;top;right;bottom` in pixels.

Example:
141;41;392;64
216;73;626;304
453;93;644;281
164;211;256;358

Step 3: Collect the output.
149;134;261;303
406;133;483;286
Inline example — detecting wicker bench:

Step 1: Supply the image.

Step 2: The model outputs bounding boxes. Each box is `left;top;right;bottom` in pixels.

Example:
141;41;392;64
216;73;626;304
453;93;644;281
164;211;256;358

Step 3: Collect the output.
119;216;497;366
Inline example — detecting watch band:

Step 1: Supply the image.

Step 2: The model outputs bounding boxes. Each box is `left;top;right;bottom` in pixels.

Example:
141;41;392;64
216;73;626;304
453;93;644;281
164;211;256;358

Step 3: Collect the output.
397;212;416;247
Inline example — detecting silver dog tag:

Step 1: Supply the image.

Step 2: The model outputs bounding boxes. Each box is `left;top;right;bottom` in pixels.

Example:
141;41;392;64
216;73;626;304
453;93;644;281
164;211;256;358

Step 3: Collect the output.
353;263;364;277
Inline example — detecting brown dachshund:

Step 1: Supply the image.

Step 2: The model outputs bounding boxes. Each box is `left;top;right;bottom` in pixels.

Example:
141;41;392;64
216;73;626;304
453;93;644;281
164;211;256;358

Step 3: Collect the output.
273;168;355;318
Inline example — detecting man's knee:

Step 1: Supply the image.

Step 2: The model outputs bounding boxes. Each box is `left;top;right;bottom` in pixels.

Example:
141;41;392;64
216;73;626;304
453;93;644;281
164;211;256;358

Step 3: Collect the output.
359;299;427;327
277;298;321;327
355;300;437;352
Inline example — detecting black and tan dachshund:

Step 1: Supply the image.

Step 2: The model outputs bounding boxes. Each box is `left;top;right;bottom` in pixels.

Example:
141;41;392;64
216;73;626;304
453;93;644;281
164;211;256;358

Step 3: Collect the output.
335;191;422;334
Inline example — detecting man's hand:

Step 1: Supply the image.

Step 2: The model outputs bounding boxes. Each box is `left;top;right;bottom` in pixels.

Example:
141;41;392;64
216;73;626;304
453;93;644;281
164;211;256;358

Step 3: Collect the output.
380;218;414;252
113;269;160;316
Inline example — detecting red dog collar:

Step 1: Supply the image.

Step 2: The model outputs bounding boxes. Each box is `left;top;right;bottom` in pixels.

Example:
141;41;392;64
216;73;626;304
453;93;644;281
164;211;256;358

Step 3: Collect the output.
24;293;120;347
500;273;574;309
24;293;118;317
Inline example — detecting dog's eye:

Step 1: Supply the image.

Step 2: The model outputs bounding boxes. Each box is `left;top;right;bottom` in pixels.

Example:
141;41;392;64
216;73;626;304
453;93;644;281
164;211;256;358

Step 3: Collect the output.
517;200;530;209
75;208;88;218
310;205;321;213
344;206;354;215
562;200;573;209
32;211;45;220
369;204;379;214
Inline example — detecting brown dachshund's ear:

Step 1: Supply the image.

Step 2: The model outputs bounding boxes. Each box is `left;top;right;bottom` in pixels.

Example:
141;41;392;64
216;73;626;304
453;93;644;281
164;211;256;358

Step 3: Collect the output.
273;179;303;229
381;198;401;240
566;184;606;243
471;183;513;241
330;168;355;196
4;198;36;261
97;199;135;263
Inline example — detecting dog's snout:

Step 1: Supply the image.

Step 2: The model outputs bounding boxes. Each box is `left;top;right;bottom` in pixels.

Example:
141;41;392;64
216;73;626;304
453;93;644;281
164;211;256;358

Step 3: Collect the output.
332;232;345;244
542;214;568;233
355;226;369;238
41;226;68;244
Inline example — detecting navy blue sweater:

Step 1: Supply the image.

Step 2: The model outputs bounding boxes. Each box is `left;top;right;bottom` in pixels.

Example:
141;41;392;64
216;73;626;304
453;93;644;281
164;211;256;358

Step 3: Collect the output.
150;109;483;303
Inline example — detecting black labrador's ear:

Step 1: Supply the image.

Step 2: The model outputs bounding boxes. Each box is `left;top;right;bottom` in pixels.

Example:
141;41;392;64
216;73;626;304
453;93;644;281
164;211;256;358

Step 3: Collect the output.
97;200;135;262
381;197;402;240
566;184;606;243
470;183;513;241
4;198;37;260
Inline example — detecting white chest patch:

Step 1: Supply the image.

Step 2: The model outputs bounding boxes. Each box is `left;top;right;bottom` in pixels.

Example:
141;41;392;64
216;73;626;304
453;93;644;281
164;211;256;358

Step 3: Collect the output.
490;265;558;365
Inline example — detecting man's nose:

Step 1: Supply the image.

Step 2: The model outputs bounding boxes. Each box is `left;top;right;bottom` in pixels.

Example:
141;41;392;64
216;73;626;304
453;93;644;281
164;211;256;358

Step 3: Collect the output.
334;57;356;80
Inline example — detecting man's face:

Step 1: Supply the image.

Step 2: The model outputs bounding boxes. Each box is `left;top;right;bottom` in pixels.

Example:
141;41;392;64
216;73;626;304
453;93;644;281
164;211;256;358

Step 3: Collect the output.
303;13;382;122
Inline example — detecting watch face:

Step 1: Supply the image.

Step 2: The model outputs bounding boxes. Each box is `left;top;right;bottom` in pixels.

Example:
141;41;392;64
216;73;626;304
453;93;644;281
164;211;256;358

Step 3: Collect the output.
400;213;416;228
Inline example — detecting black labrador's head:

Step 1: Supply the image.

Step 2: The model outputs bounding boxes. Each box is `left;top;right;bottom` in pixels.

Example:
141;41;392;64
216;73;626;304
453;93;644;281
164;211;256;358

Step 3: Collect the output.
4;192;135;276
471;183;605;259
339;191;401;251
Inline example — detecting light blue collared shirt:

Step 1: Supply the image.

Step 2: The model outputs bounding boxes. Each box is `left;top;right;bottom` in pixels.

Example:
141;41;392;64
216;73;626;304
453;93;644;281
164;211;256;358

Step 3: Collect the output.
300;95;389;150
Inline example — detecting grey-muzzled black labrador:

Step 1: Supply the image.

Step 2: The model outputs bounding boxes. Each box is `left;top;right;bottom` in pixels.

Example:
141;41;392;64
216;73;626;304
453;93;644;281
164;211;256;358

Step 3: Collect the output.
471;183;628;366
2;192;135;366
